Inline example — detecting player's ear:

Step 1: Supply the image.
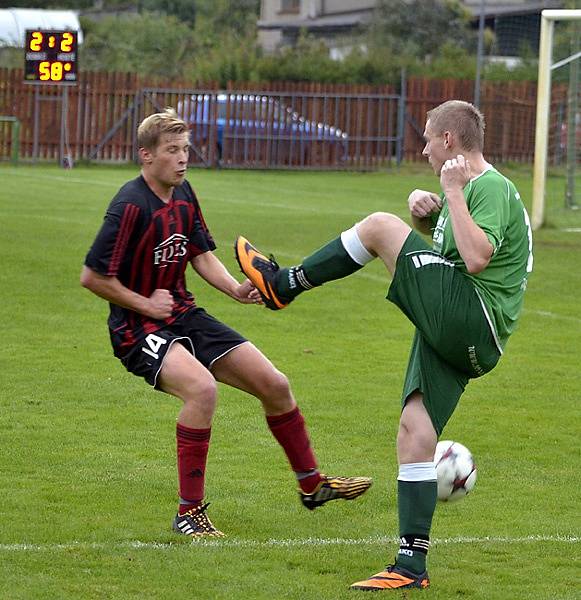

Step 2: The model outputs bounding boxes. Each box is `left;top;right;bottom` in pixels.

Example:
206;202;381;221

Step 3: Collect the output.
443;131;452;149
139;147;152;164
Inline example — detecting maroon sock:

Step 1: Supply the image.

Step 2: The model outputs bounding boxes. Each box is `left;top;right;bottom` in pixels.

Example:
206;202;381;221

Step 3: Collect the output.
298;472;323;494
178;502;201;516
266;407;321;492
176;423;210;511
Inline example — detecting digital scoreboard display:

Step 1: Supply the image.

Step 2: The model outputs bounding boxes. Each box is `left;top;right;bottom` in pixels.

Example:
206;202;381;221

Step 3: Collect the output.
24;30;78;84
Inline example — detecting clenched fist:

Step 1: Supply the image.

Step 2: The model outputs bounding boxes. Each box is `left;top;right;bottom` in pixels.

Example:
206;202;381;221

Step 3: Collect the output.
408;188;442;218
147;288;174;319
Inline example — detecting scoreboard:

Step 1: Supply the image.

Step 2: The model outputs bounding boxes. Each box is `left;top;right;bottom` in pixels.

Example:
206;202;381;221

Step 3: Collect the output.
24;30;78;84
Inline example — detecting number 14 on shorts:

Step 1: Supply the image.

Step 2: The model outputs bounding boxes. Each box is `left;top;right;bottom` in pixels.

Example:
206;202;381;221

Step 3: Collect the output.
142;333;168;359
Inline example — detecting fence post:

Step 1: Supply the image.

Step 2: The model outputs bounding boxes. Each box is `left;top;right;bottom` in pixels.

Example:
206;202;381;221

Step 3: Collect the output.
397;69;407;166
0;116;21;164
12;118;20;164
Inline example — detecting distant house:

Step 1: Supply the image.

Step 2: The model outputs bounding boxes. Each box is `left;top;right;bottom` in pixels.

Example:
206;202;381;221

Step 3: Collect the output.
257;0;565;59
258;0;375;57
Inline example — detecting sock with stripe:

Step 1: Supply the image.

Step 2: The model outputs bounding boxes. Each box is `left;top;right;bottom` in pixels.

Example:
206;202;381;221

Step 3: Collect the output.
275;226;374;300
176;423;211;515
266;406;322;493
178;497;201;515
395;462;438;574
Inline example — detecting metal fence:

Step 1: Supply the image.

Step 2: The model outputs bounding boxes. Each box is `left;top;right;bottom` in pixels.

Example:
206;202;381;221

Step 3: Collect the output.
0;69;404;169
0;68;569;168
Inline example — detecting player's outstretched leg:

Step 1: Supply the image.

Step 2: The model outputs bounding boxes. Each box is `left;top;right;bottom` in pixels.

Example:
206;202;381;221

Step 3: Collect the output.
350;564;430;591
299;475;373;510
235;229;372;311
172;502;225;538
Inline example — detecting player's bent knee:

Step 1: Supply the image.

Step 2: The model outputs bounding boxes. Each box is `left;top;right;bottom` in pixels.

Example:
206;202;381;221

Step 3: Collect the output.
194;378;219;402
358;212;410;247
182;379;218;412
259;369;291;400
255;370;294;413
397;414;437;462
162;370;218;404
365;211;403;228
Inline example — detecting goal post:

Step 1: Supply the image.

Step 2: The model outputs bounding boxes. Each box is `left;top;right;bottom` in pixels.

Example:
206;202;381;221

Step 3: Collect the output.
0;116;21;164
532;9;581;230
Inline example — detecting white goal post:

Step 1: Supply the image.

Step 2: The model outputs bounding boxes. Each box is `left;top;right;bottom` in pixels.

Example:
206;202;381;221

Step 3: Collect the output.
532;9;581;230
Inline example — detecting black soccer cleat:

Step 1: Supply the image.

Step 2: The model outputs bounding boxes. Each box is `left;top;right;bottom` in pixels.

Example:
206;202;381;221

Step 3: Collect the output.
300;475;373;510
350;564;430;590
234;236;291;310
172;502;225;538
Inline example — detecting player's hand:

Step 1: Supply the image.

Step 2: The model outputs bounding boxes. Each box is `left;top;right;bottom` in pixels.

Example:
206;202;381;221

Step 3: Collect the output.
233;279;263;305
408;189;442;218
440;154;471;194
147;288;174;319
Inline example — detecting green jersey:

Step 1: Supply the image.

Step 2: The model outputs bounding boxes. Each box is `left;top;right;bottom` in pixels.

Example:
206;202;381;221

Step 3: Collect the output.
431;166;533;352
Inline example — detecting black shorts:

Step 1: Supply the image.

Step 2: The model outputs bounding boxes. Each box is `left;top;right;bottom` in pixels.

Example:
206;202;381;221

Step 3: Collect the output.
116;308;247;388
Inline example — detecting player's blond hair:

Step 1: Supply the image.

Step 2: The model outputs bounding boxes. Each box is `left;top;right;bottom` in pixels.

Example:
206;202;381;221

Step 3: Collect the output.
137;108;188;150
427;100;485;152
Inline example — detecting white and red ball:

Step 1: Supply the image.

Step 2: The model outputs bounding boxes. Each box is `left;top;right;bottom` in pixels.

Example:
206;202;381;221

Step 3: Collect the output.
434;440;477;502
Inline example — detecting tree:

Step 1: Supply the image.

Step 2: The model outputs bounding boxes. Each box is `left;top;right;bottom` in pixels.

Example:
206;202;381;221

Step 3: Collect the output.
80;12;195;78
195;0;260;37
139;0;197;26
368;0;476;60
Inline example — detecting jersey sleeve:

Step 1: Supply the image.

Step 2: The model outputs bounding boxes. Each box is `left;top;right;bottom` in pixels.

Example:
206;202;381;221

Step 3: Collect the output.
84;201;143;277
467;176;510;254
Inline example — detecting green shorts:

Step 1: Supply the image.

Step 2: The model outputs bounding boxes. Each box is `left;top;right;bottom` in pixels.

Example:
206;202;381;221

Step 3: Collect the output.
387;231;500;435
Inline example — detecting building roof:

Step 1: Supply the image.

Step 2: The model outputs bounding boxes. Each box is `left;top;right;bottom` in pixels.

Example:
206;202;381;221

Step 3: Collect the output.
0;8;83;47
258;0;565;31
463;0;563;18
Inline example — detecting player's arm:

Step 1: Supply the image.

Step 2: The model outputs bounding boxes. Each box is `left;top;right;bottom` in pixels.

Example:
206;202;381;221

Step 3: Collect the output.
440;155;493;274
408;189;442;235
80;266;174;319
190;251;262;305
80;200;175;316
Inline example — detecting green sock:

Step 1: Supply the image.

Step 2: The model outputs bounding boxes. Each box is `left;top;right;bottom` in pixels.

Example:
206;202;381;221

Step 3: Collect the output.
276;237;363;299
396;479;437;574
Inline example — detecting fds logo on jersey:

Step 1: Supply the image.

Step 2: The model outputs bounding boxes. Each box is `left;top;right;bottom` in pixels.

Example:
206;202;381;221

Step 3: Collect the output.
153;233;188;265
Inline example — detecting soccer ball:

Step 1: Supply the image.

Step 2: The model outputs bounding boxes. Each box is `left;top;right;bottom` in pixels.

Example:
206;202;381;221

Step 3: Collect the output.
434;440;477;502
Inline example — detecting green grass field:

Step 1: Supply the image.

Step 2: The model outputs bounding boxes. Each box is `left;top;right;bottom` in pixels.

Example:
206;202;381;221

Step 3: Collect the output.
0;163;579;599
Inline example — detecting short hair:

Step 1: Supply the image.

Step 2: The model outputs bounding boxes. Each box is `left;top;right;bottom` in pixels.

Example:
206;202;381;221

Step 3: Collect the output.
137;108;188;150
427;100;485;152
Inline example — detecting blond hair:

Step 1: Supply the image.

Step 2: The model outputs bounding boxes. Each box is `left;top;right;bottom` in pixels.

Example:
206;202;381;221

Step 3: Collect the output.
137;108;188;150
427;100;485;152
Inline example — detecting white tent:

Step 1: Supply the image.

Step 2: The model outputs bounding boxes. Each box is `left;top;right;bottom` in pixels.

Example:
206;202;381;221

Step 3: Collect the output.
0;8;83;47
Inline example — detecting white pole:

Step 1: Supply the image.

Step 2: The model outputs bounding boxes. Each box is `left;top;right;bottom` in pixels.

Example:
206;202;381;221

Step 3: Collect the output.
531;9;581;230
531;13;554;230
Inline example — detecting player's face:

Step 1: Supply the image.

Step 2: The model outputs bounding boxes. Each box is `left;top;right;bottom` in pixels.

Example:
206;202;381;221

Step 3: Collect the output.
145;132;190;189
422;120;450;176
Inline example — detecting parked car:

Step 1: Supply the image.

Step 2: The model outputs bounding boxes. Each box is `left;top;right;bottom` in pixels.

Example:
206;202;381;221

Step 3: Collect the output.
177;92;349;167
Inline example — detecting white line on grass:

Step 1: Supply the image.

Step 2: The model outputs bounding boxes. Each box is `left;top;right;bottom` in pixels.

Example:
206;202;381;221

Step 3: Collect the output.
524;309;581;324
3;170;122;188
3;170;371;217
211;195;371;217
1;534;577;553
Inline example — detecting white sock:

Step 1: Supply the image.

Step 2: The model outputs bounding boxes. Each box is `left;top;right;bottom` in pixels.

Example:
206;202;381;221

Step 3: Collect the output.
398;462;437;482
340;225;374;266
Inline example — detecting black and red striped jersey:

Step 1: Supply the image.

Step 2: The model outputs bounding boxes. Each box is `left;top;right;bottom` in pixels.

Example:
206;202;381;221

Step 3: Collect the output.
84;175;216;355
